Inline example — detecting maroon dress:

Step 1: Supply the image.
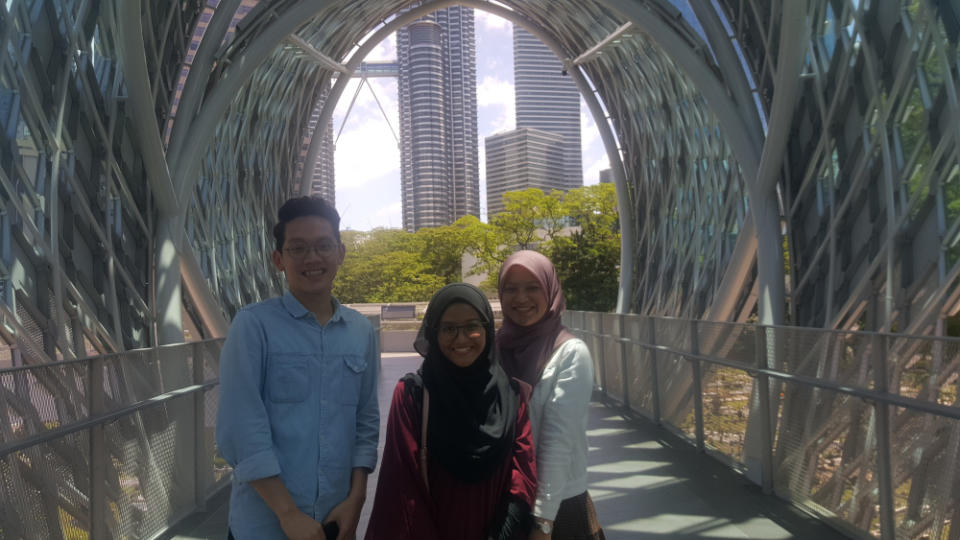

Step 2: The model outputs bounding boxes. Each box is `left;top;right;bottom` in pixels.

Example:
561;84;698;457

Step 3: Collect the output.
365;380;537;539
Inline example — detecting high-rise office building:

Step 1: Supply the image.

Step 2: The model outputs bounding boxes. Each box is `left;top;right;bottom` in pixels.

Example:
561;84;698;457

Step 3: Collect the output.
513;26;582;189
485;127;565;217
599;168;613;184
397;6;479;231
298;85;336;204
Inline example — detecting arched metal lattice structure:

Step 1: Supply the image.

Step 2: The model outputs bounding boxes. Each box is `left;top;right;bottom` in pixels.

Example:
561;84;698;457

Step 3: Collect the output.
0;0;957;363
0;2;959;539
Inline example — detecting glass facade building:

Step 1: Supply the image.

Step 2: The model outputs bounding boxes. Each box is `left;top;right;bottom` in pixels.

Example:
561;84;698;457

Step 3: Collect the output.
513;26;582;190
397;5;480;231
485;127;565;216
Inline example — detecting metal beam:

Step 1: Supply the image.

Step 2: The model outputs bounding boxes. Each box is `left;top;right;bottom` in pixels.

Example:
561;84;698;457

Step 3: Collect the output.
753;1;809;195
285;34;348;73
117;0;178;215
571;22;633;66
170;0;330;203
688;0;765;151
166;0;243;175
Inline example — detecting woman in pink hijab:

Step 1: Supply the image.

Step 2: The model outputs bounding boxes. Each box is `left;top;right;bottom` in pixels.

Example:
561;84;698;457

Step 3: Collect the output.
497;251;604;540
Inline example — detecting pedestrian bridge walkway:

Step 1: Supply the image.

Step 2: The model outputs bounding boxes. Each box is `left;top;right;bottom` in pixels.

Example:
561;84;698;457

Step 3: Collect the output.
167;353;845;540
2;312;958;540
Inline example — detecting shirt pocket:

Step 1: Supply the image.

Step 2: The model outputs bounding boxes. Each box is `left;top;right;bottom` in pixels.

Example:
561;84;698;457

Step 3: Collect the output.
267;353;311;403
337;354;367;405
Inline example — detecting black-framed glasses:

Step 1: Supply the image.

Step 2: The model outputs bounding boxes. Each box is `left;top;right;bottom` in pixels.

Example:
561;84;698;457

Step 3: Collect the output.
437;321;484;339
283;243;340;260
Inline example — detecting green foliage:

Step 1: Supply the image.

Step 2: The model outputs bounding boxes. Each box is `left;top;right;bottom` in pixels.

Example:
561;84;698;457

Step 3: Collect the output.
334;184;621;309
547;184;620;311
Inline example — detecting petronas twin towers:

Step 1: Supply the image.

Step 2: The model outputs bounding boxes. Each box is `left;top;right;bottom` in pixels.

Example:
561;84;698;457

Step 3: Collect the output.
398;7;581;232
398;6;480;232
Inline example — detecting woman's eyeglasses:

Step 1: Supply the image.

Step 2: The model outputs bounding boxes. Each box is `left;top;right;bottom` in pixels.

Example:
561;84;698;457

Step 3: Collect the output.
437;322;484;339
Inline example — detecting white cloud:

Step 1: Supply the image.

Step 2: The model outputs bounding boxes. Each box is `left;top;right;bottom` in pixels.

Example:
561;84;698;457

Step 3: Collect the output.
365;33;396;62
583;156;610;186
580;102;600;151
334;119;400;188
476;10;511;33
477;75;515;133
333;74;401;191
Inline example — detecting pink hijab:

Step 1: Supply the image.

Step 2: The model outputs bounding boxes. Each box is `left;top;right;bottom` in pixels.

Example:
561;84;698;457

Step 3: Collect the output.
496;250;574;386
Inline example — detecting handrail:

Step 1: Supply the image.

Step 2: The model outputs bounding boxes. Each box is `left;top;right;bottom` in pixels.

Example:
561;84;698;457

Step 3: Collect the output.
566;311;960;540
0;380;218;457
576;328;960;420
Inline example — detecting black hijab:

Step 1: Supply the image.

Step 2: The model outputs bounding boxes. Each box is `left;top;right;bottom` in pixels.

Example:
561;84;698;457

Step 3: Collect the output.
413;283;519;483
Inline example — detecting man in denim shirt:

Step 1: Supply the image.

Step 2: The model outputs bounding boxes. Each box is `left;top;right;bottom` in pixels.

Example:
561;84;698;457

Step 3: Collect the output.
217;196;379;539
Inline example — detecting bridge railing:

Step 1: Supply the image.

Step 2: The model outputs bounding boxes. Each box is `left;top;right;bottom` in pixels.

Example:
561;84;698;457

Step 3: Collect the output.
565;311;960;540
0;339;228;540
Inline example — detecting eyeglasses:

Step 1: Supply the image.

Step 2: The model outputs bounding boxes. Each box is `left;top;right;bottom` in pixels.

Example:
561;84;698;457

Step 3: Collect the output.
283;243;340;260
437;321;484;339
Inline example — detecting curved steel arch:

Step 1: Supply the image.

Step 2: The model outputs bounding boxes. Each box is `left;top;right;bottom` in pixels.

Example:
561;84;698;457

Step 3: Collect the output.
169;0;765;325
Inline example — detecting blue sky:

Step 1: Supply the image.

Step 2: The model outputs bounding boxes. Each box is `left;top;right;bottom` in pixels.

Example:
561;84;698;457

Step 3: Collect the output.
332;11;608;231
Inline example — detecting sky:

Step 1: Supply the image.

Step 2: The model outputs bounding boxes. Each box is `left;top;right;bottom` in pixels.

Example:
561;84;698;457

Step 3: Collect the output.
331;10;609;231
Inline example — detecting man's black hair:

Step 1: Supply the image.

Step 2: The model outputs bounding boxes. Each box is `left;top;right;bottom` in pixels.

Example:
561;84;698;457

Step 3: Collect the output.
272;196;341;252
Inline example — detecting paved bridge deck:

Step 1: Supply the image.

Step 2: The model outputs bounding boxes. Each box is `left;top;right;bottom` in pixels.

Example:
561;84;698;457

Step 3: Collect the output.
166;354;848;539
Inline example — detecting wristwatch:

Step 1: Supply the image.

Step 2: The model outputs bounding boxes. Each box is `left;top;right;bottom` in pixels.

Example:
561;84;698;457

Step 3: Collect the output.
533;516;553;534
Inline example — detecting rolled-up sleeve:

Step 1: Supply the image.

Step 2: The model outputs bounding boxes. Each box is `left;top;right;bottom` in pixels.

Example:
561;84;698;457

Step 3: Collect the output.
216;310;282;483
533;340;594;520
352;325;380;471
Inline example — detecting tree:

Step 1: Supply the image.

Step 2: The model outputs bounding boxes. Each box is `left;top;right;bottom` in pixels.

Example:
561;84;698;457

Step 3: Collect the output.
490;188;563;251
548;184;620;311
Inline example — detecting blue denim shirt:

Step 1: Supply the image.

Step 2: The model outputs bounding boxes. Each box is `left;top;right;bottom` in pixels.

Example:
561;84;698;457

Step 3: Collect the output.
216;293;379;539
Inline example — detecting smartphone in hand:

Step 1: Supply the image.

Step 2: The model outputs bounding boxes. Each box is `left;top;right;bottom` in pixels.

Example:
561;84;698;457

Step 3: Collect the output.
322;521;339;539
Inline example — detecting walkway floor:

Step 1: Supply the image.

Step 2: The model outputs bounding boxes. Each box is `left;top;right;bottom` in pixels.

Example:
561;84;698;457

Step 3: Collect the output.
165;354;848;540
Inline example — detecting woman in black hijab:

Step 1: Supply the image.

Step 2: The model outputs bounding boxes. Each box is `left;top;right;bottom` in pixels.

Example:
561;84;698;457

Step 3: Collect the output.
365;283;536;540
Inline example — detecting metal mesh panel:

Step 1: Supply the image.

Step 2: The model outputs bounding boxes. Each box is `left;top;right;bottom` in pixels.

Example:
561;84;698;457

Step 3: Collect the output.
205;386;231;494
0;363;89;444
889;336;960;407
701;363;751;464
768;327;877;387
659;352;696;441
157;346;194;392
601;314;623;402
16;303;47;364
583;312;603;389
623;315;655;418
567;311;960;538
0;431;90;540
653;317;690;351
106;397;196;539
697;321;757;366
200;340;222;383
889;409;960;539
625;342;656;418
773;382;880;534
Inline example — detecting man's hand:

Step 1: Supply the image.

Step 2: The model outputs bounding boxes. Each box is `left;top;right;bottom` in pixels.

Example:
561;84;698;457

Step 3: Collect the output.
250;476;326;540
278;507;326;540
324;491;364;539
324;468;369;539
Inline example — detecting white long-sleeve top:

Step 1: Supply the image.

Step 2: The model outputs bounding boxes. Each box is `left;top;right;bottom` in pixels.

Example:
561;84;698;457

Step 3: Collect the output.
527;338;594;521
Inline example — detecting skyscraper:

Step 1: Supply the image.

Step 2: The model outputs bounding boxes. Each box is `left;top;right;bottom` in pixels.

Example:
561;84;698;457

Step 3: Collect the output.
513;26;582;189
397;6;479;231
298;83;336;204
485;127;565;216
